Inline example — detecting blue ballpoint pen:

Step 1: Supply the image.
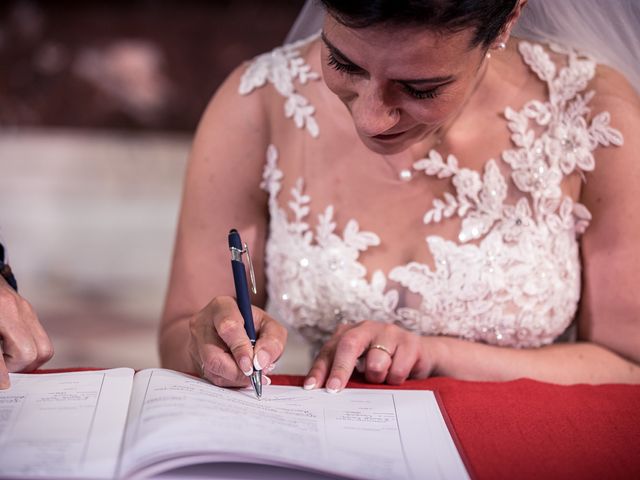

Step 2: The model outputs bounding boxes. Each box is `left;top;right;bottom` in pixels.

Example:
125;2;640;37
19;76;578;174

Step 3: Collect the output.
228;229;262;399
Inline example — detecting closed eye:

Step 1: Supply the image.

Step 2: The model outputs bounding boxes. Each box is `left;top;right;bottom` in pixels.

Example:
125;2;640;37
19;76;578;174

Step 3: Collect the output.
402;84;441;100
326;51;362;75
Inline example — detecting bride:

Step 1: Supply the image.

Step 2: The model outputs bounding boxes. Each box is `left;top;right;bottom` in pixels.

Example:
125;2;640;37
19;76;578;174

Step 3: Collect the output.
159;0;640;390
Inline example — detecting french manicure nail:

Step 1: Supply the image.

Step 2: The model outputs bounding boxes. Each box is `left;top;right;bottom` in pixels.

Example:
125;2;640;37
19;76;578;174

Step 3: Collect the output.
326;377;341;394
254;350;270;371
263;375;272;386
303;377;316;390
239;357;253;376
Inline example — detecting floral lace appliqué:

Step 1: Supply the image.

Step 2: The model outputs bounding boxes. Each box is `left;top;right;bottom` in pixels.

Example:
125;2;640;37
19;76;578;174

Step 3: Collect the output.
261;145;401;347
418;42;622;243
239;34;321;138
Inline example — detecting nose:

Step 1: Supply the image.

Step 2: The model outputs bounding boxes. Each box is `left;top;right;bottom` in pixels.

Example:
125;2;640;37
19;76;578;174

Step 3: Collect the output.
350;82;400;137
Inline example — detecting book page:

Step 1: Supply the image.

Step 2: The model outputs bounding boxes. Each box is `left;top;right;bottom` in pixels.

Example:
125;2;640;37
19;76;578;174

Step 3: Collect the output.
0;368;134;480
121;369;468;480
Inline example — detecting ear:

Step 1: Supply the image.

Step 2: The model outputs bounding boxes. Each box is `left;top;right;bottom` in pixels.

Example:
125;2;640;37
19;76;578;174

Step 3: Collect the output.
492;0;529;48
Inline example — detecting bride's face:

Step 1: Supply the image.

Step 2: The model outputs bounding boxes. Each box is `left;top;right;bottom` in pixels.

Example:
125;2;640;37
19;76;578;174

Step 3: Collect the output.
321;14;489;154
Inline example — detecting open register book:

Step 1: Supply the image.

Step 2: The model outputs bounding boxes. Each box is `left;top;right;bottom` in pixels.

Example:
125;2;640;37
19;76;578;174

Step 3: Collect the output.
0;368;469;480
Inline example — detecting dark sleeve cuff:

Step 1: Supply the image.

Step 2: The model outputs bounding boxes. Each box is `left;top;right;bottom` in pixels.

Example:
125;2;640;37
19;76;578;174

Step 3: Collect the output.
0;243;18;291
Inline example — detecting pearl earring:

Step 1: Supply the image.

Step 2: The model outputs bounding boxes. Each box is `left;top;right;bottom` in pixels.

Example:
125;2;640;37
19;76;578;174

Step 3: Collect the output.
488;41;507;58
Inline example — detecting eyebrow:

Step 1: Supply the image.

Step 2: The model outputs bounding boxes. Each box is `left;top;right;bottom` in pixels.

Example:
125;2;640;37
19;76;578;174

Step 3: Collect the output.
321;31;455;86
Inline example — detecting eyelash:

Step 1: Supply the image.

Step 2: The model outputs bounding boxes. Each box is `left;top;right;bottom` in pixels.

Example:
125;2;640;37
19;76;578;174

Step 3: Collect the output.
326;52;441;100
402;85;440;100
326;52;360;74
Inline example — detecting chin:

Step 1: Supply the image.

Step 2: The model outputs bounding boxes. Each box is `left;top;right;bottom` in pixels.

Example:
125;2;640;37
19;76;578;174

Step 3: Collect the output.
361;142;406;155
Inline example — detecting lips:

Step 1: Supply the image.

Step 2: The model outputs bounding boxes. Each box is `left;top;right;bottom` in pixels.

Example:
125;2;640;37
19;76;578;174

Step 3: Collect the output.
372;130;406;140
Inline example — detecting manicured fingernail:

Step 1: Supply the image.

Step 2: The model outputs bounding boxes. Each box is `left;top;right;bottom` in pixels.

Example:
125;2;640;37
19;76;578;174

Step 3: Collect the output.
254;350;270;371
266;362;277;373
303;377;316;390
239;357;253;376
326;377;341;394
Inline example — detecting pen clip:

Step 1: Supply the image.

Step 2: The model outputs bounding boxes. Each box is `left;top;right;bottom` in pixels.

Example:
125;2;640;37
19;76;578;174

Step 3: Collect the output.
243;242;257;295
231;243;257;295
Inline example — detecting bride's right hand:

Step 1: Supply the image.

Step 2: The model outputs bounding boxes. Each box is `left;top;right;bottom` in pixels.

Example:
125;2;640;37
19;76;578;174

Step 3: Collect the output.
188;296;287;387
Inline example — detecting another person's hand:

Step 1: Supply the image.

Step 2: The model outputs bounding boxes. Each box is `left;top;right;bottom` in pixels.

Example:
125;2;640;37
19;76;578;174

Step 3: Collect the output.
304;321;439;392
0;277;54;389
188;296;287;388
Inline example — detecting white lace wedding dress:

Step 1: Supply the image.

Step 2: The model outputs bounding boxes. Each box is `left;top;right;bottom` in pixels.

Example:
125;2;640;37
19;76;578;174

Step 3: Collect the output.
238;35;623;353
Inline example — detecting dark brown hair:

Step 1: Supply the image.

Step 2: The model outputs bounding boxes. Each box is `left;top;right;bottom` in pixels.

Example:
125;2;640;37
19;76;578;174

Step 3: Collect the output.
320;0;519;48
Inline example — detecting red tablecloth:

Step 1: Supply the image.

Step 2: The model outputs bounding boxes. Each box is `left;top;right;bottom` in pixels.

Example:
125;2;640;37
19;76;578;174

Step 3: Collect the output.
274;375;640;480
36;370;640;479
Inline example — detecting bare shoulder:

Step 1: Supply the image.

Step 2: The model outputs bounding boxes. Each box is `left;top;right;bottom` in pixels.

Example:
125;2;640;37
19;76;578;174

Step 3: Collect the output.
199;36;323;139
583;62;640;176
195;61;268;145
588;63;640;116
188;35;323;192
579;63;640;210
585;64;640;192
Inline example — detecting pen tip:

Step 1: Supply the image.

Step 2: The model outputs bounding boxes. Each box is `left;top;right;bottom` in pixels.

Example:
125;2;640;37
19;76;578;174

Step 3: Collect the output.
251;371;263;399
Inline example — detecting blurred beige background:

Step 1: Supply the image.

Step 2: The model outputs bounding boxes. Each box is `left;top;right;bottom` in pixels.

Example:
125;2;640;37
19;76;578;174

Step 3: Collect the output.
0;0;311;374
0;129;188;369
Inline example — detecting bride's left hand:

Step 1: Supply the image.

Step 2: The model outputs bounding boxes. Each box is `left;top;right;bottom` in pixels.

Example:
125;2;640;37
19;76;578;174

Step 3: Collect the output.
303;320;439;392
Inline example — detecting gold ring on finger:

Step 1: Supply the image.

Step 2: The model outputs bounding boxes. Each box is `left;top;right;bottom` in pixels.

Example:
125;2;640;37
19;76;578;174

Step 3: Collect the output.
369;344;393;356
